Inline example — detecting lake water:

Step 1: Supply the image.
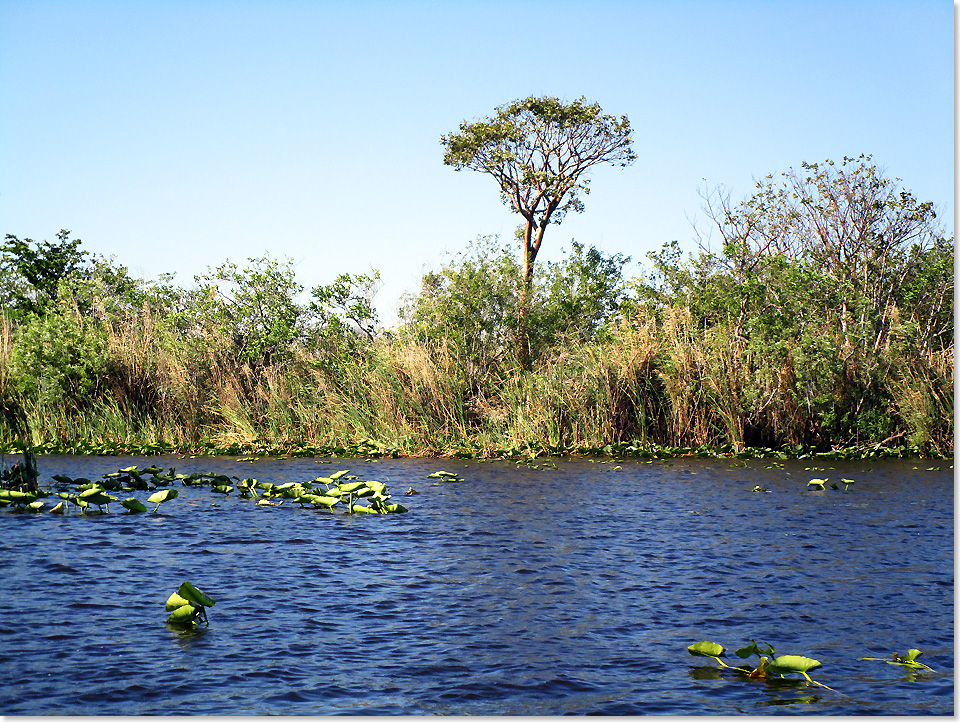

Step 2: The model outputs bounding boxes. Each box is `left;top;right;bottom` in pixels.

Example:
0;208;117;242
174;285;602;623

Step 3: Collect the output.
0;454;953;715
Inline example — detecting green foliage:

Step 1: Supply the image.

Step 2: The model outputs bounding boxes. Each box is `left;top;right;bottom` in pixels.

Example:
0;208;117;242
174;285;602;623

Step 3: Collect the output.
309;270;381;351
441;95;635;229
165;581;215;628
860;648;935;672
0;155;949;456
630;156;953;451
0;230;88;318
187;255;306;368
402;235;632;369
688;639;834;692
402;235;522;371
533;241;631;346
7;309;107;407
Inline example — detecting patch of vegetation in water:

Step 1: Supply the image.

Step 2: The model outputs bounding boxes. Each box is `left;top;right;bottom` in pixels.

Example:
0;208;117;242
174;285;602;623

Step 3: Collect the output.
0;462;407;516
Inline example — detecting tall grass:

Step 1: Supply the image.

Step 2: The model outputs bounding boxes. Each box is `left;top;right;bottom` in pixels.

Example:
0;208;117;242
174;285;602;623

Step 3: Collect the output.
0;304;952;456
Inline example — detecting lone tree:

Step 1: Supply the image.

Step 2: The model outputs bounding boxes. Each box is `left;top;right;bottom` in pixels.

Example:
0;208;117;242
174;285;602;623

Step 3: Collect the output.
441;95;635;365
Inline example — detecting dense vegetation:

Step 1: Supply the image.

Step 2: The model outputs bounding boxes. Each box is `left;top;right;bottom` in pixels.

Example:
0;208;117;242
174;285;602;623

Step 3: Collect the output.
0;157;952;457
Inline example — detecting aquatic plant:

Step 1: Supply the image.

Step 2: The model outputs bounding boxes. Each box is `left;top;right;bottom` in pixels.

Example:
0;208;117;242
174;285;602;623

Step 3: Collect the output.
147;488;179;512
313;472;408;513
78;486;118;512
165;581;215;628
806;477;856;491
860;648;935;672
427;470;463;481
687;640;835;692
121;497;147;513
0;488;41;508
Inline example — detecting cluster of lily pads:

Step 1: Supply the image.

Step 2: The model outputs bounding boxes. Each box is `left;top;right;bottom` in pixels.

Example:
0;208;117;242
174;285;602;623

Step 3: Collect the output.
253;469;408;513
688;640;834;692
165;581;215;628
0;463;407;515
687;639;937;695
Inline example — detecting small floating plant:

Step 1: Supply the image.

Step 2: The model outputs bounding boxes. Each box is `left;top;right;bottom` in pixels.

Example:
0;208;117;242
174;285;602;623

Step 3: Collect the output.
806;477;856;491
427;470;463;481
860;648;935;672
165;581;215;628
687;640;837;693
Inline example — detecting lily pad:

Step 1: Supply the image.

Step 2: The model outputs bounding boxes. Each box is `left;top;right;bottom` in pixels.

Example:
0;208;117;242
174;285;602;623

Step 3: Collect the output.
121;498;148;513
768;655;822;675
147;488;178;511
167;604;200;626
165;592;192;611
178;581;215;608
337;481;366;493
688;641;725;658
350;504;378;514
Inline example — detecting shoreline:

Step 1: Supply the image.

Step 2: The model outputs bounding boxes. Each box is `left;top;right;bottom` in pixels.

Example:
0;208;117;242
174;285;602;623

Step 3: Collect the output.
1;439;951;461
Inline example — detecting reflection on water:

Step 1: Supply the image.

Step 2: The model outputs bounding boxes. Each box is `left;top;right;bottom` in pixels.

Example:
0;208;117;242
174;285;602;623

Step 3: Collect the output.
0;454;952;715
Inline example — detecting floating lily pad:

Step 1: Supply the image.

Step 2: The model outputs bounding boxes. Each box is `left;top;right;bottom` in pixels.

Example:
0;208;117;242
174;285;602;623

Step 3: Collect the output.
147;488;178;512
768;655;822;675
165;592;191;611
178;581;215;608
688;641;725;658
121;498;147;513
337;481;366;493
167;603;200;626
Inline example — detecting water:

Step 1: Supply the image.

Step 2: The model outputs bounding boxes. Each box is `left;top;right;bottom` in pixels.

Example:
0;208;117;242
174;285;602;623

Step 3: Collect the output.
0;455;952;715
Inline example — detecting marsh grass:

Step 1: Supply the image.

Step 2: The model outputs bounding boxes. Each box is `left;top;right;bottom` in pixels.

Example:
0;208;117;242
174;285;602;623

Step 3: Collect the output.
0;303;952;457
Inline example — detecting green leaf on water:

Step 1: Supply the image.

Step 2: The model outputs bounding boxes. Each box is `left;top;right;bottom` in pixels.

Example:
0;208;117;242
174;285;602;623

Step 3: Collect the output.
121;498;147;513
165;592;192;611
178;581;215;607
901;648;923;663
337;481;366;493
688;641;725;658
769;655;822;675
167;604;199;625
147;488;178;511
736;639;775;659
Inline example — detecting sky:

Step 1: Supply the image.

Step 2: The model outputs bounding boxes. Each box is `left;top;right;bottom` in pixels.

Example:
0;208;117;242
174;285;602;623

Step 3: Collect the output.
1;0;954;326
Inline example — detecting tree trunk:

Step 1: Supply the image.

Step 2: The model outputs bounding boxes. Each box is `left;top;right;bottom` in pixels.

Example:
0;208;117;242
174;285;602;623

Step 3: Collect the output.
516;228;536;370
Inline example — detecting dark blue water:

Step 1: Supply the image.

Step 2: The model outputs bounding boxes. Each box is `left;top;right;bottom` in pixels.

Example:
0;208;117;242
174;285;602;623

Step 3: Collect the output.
0;455;952;714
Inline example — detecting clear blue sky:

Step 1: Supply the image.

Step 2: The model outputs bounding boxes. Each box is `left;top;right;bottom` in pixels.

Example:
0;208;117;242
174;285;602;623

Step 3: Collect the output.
1;0;953;325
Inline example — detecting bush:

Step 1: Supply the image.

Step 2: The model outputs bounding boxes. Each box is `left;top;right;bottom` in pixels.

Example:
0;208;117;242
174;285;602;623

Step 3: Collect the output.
7;308;107;407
